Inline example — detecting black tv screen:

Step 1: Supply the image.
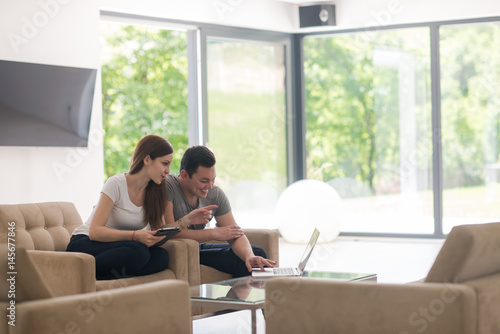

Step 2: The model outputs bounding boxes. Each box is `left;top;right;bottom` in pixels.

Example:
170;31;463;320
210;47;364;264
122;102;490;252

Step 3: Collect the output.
0;59;97;147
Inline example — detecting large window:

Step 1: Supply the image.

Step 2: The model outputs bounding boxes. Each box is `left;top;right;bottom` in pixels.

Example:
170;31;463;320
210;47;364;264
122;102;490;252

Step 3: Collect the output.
304;28;433;234
99;14;500;237
206;38;288;228
440;22;500;233
303;20;500;236
100;21;189;178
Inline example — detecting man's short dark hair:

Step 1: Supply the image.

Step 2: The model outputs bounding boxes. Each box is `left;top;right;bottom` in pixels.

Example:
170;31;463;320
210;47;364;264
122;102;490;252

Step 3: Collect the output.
180;146;216;177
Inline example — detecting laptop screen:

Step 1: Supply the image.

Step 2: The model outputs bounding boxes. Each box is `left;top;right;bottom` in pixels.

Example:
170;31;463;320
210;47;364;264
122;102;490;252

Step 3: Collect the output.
297;228;320;272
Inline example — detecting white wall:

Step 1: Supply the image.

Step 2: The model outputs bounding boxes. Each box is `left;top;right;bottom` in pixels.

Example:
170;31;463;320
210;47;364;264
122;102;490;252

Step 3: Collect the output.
99;0;500;33
311;0;500;32
99;0;297;32
0;0;103;220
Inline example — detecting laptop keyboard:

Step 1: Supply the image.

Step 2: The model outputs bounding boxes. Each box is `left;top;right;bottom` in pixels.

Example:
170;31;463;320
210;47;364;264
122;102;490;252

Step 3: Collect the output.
272;267;296;275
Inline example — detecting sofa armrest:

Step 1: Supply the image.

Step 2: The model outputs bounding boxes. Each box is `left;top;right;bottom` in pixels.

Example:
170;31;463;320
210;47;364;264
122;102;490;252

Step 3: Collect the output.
243;229;280;265
265;278;477;334
172;238;201;286
26;250;96;296
161;239;191;282
16;280;191;334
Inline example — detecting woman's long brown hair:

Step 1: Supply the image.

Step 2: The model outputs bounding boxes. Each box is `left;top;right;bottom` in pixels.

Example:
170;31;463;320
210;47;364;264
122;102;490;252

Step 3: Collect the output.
129;135;173;230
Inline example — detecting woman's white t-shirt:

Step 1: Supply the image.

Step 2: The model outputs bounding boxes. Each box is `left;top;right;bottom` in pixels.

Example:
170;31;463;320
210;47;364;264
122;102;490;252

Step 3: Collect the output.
72;173;149;236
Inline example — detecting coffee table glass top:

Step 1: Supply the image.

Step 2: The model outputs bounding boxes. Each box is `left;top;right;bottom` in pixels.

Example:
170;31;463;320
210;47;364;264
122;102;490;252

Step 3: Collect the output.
301;271;376;280
190;271;376;305
191;276;265;304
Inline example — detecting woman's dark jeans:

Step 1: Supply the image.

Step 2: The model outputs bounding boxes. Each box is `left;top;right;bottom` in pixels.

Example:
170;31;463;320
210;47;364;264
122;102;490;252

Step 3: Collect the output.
67;234;169;280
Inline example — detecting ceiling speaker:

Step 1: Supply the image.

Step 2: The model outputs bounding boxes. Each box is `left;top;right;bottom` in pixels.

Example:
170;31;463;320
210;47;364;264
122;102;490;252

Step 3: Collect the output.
299;4;336;28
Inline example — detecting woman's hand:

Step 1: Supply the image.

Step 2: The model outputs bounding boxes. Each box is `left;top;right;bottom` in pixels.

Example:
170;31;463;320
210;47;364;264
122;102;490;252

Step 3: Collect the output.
182;205;218;226
133;230;165;247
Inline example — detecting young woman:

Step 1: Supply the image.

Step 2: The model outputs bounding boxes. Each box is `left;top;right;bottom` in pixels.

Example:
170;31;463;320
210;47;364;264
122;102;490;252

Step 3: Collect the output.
67;134;214;280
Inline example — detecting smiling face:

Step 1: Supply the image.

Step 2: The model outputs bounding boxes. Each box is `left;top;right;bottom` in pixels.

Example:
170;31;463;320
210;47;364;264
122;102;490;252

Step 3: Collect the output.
147;153;173;185
181;165;216;199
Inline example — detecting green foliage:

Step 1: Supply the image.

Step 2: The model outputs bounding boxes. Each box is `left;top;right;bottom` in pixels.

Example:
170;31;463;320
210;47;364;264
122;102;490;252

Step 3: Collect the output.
207;90;288;191
98;21;500;202
440;22;500;189
100;23;189;180
205;41;288;193
305;23;500;197
304;29;432;195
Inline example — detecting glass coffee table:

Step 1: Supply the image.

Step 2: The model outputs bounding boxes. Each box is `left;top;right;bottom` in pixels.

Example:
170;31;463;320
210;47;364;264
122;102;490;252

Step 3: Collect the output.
190;271;376;334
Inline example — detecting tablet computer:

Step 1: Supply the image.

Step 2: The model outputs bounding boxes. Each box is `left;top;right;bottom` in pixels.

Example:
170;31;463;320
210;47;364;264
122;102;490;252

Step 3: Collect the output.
152;227;181;247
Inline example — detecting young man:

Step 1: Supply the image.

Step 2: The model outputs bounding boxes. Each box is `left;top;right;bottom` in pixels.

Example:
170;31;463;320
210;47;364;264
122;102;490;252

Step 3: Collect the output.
164;145;276;277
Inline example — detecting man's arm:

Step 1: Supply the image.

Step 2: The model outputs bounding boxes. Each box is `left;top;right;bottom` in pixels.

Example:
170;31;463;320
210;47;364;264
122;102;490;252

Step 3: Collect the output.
163;200;241;243
170;228;242;243
215;211;277;272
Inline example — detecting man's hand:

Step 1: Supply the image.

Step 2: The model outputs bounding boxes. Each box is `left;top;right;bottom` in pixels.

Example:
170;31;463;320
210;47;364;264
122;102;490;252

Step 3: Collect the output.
245;256;277;273
211;225;245;241
183;205;218;226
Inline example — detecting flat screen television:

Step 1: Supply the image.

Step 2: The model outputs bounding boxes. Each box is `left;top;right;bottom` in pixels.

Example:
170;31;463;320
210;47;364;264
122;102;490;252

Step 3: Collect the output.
0;59;97;147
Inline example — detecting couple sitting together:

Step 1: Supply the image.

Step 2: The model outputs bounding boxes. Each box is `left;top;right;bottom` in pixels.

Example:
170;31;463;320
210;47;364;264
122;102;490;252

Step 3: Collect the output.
66;134;276;280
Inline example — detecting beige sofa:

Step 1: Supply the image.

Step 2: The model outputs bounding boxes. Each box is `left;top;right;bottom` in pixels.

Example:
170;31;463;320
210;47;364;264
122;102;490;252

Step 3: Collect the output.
265;222;500;334
0;202;193;290
0;245;191;334
0;202;280;288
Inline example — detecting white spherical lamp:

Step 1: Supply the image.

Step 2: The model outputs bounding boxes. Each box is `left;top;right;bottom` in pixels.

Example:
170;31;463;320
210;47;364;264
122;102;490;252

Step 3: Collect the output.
277;179;342;243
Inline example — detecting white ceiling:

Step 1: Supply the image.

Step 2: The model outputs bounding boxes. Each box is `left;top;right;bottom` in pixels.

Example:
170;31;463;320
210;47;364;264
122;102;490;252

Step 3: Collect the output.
272;0;336;4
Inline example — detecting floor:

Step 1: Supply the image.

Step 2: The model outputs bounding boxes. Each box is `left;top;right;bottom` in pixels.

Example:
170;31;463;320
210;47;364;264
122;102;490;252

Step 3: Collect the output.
192;236;444;334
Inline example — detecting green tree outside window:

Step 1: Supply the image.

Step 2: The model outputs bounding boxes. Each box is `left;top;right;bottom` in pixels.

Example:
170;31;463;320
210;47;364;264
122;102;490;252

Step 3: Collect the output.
100;23;189;180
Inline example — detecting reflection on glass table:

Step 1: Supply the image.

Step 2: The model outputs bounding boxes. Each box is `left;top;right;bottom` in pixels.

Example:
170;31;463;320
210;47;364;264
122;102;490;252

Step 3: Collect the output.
190;272;376;334
191;271;377;304
191;276;265;304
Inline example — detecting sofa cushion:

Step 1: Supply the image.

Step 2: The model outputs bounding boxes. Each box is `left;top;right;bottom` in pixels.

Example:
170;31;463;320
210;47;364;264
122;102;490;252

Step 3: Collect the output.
425;222;500;283
0;202;83;251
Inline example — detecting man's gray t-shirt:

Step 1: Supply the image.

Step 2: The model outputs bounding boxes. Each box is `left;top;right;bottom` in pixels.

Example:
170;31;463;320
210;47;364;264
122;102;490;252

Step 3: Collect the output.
166;174;231;229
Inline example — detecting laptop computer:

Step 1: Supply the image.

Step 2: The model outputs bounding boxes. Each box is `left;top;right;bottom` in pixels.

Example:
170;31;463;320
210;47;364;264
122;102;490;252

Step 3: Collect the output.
252;228;320;277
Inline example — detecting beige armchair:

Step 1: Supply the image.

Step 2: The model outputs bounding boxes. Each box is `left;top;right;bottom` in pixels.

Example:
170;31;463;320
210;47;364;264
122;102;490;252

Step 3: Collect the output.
265;222;500;334
0;245;191;334
0;202;193;290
